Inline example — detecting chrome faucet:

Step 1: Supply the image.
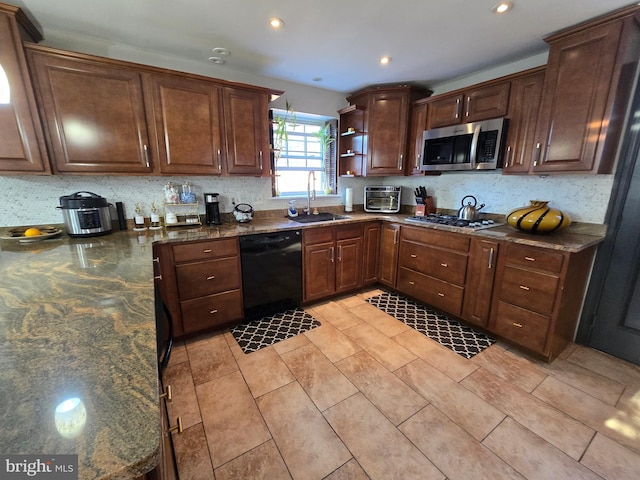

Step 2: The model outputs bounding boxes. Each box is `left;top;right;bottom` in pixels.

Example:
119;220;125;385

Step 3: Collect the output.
306;171;316;215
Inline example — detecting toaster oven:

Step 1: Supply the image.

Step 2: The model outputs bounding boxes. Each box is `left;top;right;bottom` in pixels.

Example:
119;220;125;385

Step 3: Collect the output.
364;186;401;213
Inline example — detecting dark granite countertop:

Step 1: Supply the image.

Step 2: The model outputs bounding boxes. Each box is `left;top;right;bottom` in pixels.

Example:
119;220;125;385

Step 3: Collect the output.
0;211;605;479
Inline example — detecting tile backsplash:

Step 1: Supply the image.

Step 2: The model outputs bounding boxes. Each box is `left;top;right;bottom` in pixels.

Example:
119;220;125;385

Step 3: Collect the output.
0;172;614;227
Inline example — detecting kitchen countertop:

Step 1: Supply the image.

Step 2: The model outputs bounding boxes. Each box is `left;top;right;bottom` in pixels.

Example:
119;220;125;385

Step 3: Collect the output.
0;211;605;479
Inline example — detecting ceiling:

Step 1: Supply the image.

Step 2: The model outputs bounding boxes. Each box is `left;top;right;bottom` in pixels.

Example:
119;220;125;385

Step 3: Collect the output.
12;0;636;93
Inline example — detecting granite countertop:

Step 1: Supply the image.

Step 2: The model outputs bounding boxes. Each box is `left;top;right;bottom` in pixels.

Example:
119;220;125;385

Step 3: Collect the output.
0;230;159;480
0;211;606;479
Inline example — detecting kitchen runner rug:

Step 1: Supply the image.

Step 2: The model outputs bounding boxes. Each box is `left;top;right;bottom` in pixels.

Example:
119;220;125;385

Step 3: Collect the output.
231;308;321;354
367;291;495;359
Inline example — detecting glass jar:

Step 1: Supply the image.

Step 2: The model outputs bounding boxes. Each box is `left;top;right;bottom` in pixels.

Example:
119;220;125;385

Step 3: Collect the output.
164;182;179;204
181;182;196;203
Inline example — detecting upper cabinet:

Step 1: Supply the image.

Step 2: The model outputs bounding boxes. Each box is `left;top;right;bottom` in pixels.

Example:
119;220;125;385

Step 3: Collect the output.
426;81;510;129
530;6;640;174
340;86;431;177
0;4;49;174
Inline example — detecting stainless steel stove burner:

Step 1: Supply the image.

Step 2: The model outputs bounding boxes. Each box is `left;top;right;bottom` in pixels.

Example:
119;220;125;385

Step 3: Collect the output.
405;214;501;230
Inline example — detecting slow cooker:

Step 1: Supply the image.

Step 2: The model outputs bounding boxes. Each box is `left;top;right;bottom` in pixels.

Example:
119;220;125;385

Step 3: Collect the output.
58;191;113;237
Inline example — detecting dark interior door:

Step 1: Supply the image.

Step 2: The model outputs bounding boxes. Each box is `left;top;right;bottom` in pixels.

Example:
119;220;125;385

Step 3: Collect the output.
577;79;640;365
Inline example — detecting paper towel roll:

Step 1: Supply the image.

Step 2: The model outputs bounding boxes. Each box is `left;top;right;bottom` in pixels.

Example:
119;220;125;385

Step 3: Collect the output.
345;187;353;212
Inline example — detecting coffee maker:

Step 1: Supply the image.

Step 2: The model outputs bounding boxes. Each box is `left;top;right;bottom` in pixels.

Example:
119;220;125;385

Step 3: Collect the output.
204;193;222;225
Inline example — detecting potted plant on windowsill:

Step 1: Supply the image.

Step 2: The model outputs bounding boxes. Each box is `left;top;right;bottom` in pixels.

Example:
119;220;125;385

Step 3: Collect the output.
272;99;296;157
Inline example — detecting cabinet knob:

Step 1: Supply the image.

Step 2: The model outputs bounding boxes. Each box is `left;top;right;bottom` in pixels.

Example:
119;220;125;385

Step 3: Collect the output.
409;281;415;285
519;285;530;291
512;322;523;328
440;263;448;267
206;275;216;280
203;249;213;253
437;292;445;297
209;309;218;314
524;256;535;262
167;416;183;435
159;385;172;402
410;254;417;258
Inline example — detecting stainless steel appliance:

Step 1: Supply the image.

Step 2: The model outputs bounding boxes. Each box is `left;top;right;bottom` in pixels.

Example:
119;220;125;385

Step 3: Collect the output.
420;117;507;171
405;213;499;230
364;186;401;213
457;195;485;220
58;191;112;237
204;193;222;225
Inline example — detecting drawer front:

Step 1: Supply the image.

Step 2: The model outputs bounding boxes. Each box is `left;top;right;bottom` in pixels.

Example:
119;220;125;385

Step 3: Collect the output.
493;301;550;353
336;223;364;240
303;227;334;245
401;226;470;253
176;257;240;300
397;267;464;317
399;241;468;285
505;244;564;274
173;238;238;263
180;289;243;334
500;265;559;316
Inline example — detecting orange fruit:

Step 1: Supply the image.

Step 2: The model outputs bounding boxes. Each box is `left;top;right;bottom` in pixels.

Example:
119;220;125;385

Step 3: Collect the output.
24;227;42;237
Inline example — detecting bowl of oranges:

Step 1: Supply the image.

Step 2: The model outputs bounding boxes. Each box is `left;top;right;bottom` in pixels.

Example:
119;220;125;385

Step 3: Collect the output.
0;225;63;243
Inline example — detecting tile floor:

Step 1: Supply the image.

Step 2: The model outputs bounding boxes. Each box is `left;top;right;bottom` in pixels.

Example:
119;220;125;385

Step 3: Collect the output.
162;290;640;480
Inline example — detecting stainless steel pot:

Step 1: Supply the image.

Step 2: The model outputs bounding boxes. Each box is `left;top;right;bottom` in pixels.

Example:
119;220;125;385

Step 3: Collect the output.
58;191;113;237
458;195;485;221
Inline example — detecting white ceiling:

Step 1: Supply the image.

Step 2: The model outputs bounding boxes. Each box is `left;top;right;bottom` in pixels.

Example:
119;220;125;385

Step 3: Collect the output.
12;0;637;93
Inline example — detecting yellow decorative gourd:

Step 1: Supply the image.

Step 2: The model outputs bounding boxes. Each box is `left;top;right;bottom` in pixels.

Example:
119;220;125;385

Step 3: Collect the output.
506;200;571;234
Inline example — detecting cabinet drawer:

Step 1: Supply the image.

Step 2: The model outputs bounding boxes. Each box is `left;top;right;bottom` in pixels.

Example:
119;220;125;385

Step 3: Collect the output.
401;226;470;253
173;238;238;263
493;301;550;353
505;244;564;274
303;227;333;245
399;241;468;285
397;267;464;317
500;265;559;316
180;289;243;334
176;257;240;300
336;224;364;240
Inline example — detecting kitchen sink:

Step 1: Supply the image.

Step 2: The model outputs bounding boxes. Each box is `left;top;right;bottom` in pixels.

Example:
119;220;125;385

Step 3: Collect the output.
288;212;351;223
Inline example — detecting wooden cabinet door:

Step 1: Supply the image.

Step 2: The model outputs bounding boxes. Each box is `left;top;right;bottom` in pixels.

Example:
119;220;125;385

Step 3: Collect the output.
363;222;380;285
0;9;49;173
462;238;499;327
223;86;269;175
147;74;224;175
366;90;409;175
379;223;400;288
336;236;363;293
502;69;545;174
463;82;510;123
303;241;335;302
427;94;464;128
407;101;428;175
531;17;628;173
27;48;154;174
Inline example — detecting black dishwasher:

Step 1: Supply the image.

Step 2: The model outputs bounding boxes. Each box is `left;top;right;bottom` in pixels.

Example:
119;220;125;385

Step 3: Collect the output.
239;230;302;322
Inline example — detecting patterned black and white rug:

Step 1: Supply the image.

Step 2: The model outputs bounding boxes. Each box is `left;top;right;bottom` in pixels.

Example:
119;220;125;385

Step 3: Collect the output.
231;308;321;354
367;291;495;359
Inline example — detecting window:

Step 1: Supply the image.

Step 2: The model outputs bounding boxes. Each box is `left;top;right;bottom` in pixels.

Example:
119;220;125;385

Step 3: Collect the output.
271;109;337;197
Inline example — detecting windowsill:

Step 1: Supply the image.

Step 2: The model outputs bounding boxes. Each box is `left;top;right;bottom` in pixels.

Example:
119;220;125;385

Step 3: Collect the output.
269;194;342;200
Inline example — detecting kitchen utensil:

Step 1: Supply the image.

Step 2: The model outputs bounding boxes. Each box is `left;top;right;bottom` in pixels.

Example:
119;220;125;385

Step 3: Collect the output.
233;203;254;223
458;195;485;221
58;191;113;237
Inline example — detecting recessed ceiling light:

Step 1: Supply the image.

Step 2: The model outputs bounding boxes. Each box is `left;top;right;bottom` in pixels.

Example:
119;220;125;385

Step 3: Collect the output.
269;17;284;29
208;56;225;65
492;2;513;14
212;47;230;56
379;56;391;65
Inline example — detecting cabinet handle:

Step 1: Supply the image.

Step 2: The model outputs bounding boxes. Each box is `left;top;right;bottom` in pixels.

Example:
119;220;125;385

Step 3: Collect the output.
393;229;398;245
438;292;445;297
519;285;530;291
330;246;335;263
203;249;212;253
159;385;172;402
338;245;343;262
488;248;494;269
167;417;183;434
455;98;461;119
415;153;421;169
440;263;448;267
217;149;222;171
409;281;415;285
206;275;216;280
465;97;471;117
143;144;150;168
153;256;162;280
512;322;523;328
505;146;513;167
533;142;542;167
397;154;403;170
259;150;263;170
410;254;417;258
209;309;218;314
524;256;535;262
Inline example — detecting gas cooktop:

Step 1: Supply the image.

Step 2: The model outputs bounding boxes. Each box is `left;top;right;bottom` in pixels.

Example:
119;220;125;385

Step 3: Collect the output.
405;214;502;230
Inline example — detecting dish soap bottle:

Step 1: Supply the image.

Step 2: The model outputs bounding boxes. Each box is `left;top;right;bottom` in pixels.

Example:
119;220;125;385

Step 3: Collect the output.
149;202;162;230
133;203;147;231
288;200;298;218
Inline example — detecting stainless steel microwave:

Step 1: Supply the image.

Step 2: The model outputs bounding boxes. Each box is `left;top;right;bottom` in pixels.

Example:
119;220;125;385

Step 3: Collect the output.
420;117;507;171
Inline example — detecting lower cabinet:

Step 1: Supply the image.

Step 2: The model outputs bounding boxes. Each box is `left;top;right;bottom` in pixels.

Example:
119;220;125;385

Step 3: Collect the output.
303;224;364;303
379;223;400;288
363;222;381;285
462;238;500;327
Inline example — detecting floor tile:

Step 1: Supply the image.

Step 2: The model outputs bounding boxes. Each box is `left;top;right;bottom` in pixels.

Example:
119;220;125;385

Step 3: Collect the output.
356;288;384;300
303;321;362;363
256;381;351;480
461;367;595;460
336;350;427;426
393;328;478;382
342;322;416;371
395;359;504;441
324;393;445;480
214;440;292;480
399;405;523;480
323;458;370;480
348;303;410;337
236;346;295;398
272;329;312;355
167;341;188;366
162;360;201;430
196;371;271;468
483;417;602;480
471;344;547;392
280;343;358;411
566;346;640;390
617;386;640;417
312;301;365;330
336;295;368;309
187;332;238;385
535;357;626;406
581;433;640;480
170;423;215;480
532;375;640;454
